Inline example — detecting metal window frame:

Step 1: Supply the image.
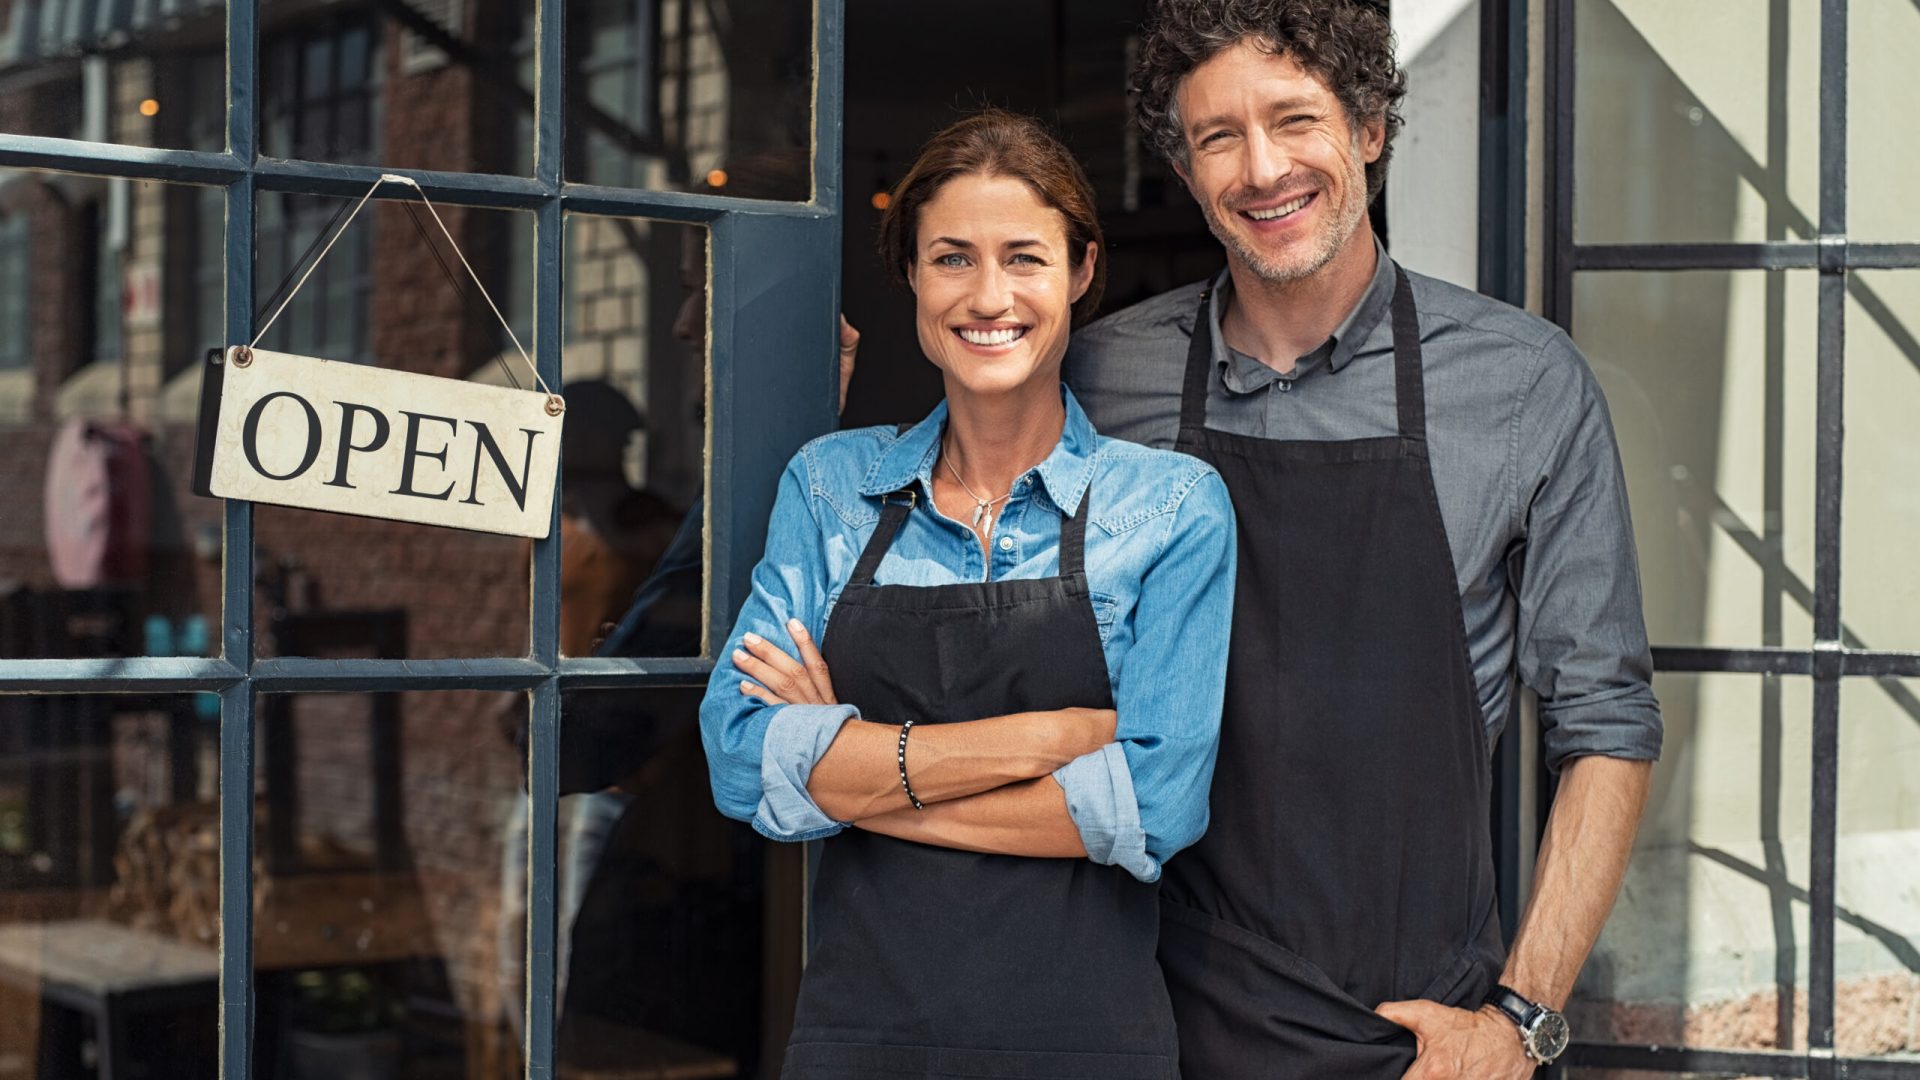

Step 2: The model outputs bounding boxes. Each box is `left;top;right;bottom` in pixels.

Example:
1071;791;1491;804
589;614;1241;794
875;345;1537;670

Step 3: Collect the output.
0;0;846;1074
1532;0;1920;1076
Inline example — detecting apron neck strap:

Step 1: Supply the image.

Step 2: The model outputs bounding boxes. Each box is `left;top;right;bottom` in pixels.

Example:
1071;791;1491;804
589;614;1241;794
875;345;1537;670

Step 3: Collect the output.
1177;287;1216;435
1176;263;1430;442
850;493;915;587
1057;484;1089;579
1388;265;1427;442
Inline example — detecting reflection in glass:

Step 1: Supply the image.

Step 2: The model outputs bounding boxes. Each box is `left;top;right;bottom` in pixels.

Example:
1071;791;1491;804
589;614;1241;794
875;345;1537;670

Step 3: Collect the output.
1835;679;1920;1060
0;694;220;1076
1572;270;1817;651
560;216;715;658
534;688;801;1075
1572;673;1811;1054
0;0;226;151
563;0;812;200
1842;274;1920;650
253;691;524;1079
258;0;537;176
250;192;534;660
0;171;225;659
1574;0;1818;246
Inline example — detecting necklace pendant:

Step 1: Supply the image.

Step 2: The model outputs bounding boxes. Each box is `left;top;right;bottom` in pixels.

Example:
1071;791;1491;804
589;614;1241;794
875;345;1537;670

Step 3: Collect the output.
971;502;988;529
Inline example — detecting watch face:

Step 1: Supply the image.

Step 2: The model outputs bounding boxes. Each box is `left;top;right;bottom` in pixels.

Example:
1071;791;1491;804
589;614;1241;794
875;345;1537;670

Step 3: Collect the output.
1528;1011;1572;1062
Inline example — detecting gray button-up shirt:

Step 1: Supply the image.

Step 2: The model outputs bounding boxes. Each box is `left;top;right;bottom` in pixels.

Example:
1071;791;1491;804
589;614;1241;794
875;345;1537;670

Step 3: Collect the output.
1064;243;1662;768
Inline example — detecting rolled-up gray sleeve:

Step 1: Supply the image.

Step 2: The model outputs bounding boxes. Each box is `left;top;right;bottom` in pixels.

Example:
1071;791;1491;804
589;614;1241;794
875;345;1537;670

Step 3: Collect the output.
1513;331;1664;771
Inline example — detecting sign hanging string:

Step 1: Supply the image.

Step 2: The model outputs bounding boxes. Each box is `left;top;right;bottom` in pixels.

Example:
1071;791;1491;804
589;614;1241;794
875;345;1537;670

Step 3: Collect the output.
247;173;559;410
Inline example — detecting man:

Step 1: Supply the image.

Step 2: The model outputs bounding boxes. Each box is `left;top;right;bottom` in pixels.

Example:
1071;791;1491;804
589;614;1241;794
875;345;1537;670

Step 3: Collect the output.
1062;2;1660;1077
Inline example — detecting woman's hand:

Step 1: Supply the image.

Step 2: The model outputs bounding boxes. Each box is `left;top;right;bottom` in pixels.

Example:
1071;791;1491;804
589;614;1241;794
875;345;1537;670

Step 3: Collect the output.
735;619;838;706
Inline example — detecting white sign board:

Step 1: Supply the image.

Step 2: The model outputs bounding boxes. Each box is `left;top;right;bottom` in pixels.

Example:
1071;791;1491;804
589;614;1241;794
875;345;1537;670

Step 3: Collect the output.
207;346;563;538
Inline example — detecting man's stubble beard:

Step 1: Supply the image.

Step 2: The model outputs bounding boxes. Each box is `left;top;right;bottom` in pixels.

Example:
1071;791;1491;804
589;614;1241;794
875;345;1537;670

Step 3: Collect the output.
1198;147;1371;287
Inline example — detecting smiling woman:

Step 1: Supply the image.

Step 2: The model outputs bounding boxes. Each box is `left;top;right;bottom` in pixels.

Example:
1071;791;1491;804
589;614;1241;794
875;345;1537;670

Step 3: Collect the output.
697;108;1237;1080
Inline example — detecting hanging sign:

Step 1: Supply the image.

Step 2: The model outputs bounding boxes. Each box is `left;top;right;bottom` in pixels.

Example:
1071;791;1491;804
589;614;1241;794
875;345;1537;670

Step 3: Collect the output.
206;345;563;538
195;174;565;539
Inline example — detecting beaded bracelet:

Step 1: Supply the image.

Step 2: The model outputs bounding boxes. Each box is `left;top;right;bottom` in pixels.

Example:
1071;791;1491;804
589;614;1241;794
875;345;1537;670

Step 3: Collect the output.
897;720;925;811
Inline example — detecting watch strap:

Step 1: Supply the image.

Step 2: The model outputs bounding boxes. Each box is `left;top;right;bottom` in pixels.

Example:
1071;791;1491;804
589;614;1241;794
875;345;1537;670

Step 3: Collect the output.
1485;983;1540;1029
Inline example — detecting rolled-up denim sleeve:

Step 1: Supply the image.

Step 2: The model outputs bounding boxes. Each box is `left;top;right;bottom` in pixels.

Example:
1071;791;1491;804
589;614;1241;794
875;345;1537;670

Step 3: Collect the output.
1054;743;1146;873
753;703;859;840
699;451;852;842
1055;468;1236;882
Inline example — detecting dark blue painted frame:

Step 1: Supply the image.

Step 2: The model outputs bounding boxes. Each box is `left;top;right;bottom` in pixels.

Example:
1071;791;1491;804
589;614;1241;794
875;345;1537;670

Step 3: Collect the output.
0;0;846;1074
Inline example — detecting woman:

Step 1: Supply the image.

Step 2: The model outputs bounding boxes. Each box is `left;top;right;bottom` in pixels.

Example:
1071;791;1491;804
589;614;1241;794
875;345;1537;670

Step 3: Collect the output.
699;109;1235;1080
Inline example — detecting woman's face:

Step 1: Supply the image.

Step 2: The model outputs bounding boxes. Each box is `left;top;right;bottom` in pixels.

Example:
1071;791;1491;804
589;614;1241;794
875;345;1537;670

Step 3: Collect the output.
909;173;1095;400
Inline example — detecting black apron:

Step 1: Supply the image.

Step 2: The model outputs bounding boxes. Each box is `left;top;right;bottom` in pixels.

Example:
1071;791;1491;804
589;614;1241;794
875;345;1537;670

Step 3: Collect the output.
782;478;1180;1080
1158;266;1507;1078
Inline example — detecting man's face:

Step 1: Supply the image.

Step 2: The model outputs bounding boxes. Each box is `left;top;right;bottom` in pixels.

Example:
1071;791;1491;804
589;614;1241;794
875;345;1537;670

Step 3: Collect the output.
1174;39;1383;285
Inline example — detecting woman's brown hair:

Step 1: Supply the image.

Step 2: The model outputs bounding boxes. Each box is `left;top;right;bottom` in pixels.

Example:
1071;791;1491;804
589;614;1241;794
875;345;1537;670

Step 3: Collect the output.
877;109;1107;326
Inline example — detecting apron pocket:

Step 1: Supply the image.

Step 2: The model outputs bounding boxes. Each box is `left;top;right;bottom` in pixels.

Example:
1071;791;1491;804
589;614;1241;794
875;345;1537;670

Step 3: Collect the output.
784;1040;1175;1080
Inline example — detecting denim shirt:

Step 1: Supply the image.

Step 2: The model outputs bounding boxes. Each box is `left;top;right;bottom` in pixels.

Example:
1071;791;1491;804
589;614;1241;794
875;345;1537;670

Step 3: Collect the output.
698;387;1235;882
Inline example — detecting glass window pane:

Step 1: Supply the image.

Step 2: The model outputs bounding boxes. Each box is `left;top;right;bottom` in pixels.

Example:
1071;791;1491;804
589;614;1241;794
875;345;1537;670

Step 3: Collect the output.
548;688;800;1074
1572;270;1817;651
249;192;535;660
0;694;220;1077
1848;3;1920;242
1836;678;1920;1060
252;691;523;1078
1574;0;1819;246
559;215;707;658
0;171;225;660
1843;272;1920;650
258;0;537;175
0;5;228;152
1571;673;1811;1056
564;0;813;200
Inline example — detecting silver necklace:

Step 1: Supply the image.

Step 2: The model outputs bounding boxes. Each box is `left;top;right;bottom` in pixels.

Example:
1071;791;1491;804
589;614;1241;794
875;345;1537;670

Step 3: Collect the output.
941;443;1014;530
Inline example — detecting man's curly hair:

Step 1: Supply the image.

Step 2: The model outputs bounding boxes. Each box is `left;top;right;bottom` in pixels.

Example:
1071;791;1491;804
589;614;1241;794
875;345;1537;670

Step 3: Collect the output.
1133;0;1407;203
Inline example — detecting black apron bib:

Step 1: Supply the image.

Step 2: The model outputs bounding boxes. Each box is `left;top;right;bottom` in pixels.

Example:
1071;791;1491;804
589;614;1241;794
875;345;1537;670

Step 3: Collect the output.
782;478;1179;1080
1158;267;1507;1078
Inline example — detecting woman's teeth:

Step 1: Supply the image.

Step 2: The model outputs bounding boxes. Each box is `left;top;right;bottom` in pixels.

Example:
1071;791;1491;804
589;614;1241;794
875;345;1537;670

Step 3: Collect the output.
1247;194;1313;221
958;327;1027;346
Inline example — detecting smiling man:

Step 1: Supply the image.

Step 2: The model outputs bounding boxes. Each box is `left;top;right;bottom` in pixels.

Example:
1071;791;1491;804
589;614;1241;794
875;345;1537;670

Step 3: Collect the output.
1062;2;1662;1077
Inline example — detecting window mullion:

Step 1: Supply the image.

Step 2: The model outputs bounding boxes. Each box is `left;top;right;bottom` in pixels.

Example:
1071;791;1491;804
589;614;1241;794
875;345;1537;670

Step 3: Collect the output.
1807;0;1850;1069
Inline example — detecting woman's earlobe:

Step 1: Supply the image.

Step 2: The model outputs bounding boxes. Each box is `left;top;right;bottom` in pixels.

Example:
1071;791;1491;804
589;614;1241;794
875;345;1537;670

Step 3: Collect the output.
1070;242;1099;304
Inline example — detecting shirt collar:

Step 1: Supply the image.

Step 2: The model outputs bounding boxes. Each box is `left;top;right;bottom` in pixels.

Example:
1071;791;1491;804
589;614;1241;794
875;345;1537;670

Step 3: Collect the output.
860;383;1099;517
1208;234;1397;391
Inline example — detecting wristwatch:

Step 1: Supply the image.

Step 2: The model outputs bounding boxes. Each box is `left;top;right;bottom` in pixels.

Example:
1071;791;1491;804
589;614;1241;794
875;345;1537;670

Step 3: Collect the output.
1484;984;1571;1065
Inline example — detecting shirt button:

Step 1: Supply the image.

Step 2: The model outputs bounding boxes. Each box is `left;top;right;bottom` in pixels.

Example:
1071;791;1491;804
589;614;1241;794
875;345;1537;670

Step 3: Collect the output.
998;536;1014;552
1277;380;1292;393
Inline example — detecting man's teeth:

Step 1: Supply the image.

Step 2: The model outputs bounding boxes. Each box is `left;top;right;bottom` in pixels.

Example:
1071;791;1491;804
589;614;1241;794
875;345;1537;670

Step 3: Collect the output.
1247;194;1312;221
958;327;1027;346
